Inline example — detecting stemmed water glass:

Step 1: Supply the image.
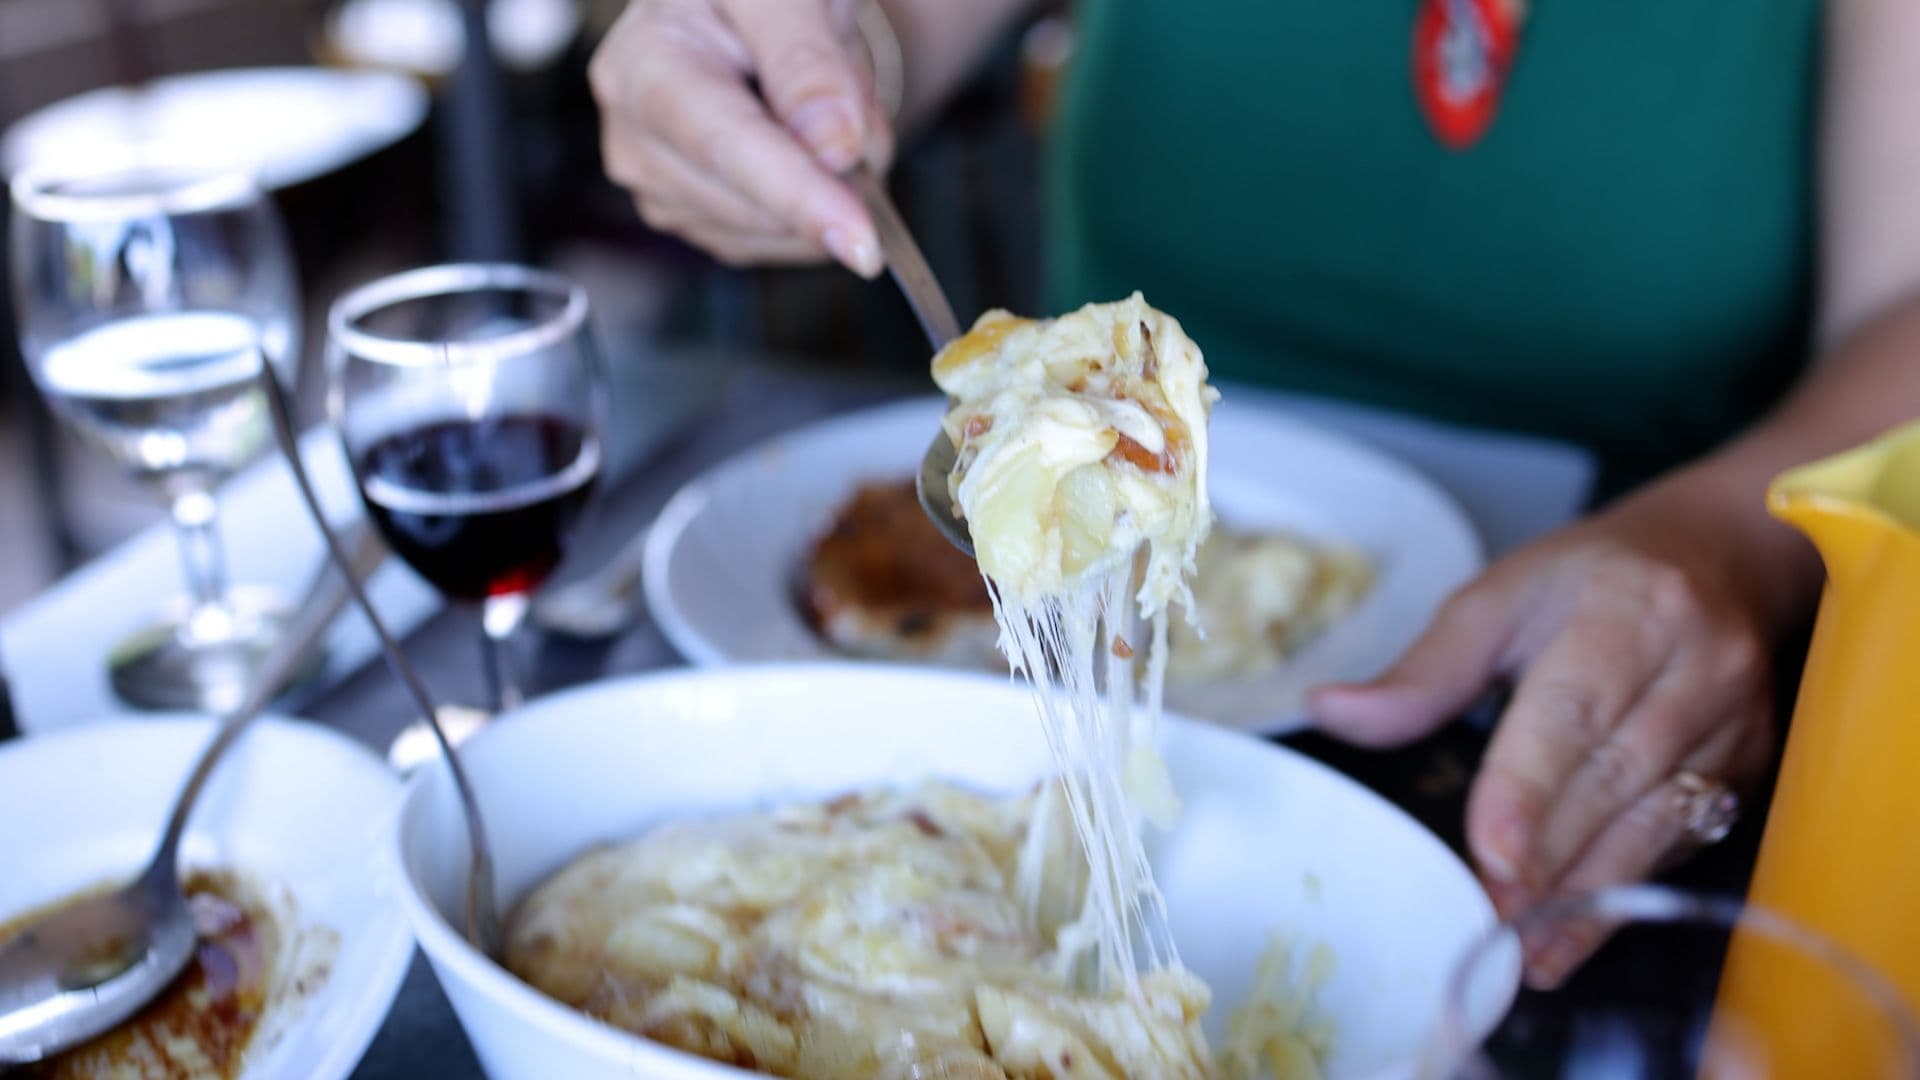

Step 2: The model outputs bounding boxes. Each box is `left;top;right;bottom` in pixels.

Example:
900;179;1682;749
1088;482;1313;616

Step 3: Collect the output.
1431;885;1920;1078
327;263;602;757
9;157;301;711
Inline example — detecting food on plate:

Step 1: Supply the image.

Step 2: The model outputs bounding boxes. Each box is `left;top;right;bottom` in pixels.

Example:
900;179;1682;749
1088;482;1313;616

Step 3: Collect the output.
1218;937;1336;1080
799;479;1371;680
3;870;333;1080
1165;529;1373;683
809;288;1367;681
799;478;999;667
508;781;1331;1079
507;781;1213;1077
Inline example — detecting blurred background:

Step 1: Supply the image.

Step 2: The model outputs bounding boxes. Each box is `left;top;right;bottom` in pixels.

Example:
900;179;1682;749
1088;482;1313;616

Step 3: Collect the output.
0;0;1068;611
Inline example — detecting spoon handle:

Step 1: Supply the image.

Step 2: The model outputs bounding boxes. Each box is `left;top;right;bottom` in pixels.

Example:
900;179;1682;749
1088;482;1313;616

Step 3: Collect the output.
851;167;961;349
145;521;376;890
254;367;503;957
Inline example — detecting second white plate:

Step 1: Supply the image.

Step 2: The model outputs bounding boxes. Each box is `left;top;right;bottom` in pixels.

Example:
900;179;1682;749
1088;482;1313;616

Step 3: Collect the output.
643;397;1484;735
3;67;428;190
0;716;413;1078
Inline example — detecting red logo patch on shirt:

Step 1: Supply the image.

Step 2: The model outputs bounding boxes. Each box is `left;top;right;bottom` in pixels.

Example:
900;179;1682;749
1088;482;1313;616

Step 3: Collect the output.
1413;0;1522;149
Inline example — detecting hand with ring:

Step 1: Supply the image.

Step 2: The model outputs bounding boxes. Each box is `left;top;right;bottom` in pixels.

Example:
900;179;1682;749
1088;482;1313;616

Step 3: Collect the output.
1311;467;1812;988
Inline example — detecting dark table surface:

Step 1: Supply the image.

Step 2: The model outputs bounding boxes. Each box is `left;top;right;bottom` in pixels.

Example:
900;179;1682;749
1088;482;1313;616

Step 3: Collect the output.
0;359;1773;1078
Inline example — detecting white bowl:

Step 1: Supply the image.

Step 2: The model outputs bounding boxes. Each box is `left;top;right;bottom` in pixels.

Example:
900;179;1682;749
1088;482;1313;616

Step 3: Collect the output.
394;666;1501;1079
0;716;414;1079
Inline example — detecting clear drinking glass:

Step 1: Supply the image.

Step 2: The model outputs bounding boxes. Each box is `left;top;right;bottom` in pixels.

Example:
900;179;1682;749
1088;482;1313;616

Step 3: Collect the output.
8;157;302;711
327;264;602;748
1431;885;1920;1079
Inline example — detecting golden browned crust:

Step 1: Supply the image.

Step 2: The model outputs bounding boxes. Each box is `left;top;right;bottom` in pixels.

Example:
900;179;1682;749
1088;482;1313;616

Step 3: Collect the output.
801;479;999;665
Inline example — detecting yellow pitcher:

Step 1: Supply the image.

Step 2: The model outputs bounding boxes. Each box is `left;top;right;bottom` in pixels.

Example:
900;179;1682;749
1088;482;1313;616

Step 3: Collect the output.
1708;422;1920;1071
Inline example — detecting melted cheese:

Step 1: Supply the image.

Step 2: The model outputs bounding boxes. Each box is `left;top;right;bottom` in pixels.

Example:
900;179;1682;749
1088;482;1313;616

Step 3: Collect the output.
933;295;1218;615
934;294;1214;1020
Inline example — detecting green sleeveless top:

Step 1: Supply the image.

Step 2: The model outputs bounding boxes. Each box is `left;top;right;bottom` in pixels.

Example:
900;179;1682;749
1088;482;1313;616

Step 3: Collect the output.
1047;0;1822;488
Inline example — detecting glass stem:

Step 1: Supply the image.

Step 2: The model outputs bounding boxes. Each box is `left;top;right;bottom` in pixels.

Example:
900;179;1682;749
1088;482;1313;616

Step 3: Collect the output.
169;488;235;644
480;592;529;712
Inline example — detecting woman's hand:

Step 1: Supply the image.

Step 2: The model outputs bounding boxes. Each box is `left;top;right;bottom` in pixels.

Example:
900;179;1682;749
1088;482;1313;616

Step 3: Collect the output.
1310;472;1807;987
589;0;891;276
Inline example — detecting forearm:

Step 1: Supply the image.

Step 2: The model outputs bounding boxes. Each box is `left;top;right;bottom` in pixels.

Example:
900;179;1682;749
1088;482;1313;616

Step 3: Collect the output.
1631;294;1920;632
879;0;1038;128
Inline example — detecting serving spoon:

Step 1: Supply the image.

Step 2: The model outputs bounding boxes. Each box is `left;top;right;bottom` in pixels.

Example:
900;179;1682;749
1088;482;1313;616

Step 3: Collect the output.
847;167;975;558
248;368;502;959
0;522;381;1065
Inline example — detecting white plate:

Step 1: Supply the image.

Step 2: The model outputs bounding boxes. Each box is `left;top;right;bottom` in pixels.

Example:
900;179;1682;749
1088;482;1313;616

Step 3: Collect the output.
0;717;414;1078
394;665;1503;1080
643;397;1485;735
2;67;429;190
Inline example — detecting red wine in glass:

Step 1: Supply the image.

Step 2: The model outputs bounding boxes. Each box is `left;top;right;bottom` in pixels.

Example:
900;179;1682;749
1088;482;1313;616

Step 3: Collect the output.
357;414;599;602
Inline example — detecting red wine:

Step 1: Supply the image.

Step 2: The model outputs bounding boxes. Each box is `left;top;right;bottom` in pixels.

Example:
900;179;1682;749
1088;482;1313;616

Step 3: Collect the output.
357;415;599;601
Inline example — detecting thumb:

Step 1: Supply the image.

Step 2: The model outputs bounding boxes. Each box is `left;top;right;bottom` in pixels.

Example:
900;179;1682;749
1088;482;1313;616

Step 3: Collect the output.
1309;581;1521;747
723;0;873;172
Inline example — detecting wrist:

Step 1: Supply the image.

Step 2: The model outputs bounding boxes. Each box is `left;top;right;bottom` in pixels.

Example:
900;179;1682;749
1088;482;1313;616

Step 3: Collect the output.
1613;457;1825;637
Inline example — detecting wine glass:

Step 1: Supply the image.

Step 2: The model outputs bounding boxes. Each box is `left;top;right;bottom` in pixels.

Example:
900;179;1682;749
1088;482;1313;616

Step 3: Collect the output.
1430;885;1920;1078
9;155;303;711
327;263;602;758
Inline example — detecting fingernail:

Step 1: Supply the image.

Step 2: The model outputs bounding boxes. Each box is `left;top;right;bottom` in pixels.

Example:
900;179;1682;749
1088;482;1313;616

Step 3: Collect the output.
790;99;861;172
823;226;880;278
1525;935;1580;990
1474;818;1526;884
1478;848;1518;885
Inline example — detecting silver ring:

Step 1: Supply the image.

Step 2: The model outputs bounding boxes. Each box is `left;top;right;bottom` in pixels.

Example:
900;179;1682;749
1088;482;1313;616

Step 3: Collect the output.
1672;771;1740;845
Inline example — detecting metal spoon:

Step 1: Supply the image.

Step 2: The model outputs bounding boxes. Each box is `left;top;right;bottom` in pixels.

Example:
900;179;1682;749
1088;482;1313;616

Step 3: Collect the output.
0;523;378;1066
529;526;653;640
845;166;975;557
916;432;972;558
251;366;502;958
531;173;969;621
